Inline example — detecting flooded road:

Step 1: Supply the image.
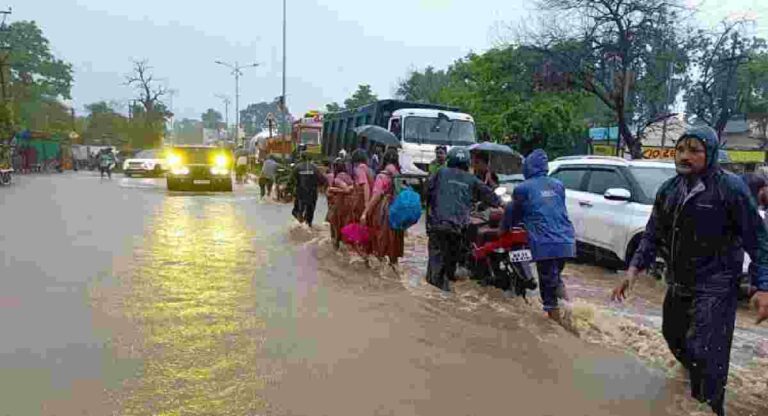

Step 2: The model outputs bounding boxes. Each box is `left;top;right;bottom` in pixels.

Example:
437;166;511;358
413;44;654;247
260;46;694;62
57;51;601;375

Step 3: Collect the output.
1;173;765;415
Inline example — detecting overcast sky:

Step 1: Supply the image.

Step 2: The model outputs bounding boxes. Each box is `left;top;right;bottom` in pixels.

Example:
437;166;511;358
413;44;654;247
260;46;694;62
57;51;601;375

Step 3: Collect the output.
12;0;768;121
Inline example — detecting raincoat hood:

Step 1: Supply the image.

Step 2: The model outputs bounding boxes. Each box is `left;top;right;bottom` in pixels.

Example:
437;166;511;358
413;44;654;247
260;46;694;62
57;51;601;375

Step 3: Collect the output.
523;149;549;179
679;125;720;172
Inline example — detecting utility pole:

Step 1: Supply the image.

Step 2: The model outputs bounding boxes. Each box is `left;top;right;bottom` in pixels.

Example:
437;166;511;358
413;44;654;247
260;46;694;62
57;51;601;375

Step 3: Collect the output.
0;7;13;104
167;89;177;146
281;0;288;138
215;60;259;147
661;61;674;149
215;94;231;131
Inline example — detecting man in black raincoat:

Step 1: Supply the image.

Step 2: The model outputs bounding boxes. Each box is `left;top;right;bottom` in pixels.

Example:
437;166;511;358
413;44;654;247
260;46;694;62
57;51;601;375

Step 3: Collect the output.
291;145;326;227
426;147;501;292
612;126;768;415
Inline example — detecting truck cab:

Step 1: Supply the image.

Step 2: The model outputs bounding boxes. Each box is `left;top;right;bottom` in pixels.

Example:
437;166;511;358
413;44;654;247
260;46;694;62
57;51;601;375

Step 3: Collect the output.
387;108;477;171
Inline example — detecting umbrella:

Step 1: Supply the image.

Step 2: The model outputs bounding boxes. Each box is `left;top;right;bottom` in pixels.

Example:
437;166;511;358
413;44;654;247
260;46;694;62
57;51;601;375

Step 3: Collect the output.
467;141;517;155
353;125;401;148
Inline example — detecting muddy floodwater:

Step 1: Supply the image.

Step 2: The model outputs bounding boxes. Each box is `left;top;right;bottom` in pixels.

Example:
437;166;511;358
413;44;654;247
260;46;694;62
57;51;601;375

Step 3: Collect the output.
1;174;766;415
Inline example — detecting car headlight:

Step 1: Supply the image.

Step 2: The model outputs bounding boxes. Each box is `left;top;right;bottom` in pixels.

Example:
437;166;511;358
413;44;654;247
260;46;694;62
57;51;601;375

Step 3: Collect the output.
167;153;182;167
171;166;189;175
214;154;229;168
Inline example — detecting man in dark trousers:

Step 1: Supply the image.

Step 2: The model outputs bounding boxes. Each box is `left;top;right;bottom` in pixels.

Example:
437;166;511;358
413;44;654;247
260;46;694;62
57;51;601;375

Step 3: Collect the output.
426;147;500;292
501;149;575;321
291;145;326;227
612;126;768;416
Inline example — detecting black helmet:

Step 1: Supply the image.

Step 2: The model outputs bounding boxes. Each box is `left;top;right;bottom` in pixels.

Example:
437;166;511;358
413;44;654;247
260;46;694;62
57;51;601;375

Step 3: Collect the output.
447;147;470;169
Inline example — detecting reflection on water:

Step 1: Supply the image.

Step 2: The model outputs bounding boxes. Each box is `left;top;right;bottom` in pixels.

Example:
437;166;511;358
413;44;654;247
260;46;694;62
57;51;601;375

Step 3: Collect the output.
119;196;267;415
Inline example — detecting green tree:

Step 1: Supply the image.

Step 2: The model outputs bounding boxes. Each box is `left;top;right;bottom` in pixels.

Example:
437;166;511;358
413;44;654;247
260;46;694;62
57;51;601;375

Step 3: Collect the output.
201;108;223;129
82;101;128;146
522;0;688;158
325;102;342;113
343;84;378;110
741;52;768;143
685;22;765;138
240;97;288;137
0;21;73;138
436;45;588;156
396;66;450;103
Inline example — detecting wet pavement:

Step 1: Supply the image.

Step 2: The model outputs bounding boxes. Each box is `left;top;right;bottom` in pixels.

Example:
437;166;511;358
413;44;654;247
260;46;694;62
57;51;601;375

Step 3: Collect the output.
0;172;766;415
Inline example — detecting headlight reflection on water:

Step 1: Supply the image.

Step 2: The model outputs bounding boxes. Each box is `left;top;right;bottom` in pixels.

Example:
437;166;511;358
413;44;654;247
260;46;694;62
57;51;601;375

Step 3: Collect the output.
121;198;267;415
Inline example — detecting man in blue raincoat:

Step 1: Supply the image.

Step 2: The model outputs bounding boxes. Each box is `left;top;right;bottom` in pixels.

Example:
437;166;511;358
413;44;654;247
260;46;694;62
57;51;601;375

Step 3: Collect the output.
500;149;576;321
612;126;768;416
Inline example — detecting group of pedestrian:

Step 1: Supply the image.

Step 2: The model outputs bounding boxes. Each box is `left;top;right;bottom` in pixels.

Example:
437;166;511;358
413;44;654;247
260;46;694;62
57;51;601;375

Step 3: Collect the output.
324;146;405;266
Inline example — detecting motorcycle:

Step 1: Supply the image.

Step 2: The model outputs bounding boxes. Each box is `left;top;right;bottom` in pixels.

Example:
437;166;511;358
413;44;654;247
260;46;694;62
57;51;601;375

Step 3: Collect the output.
0;168;12;186
465;204;538;300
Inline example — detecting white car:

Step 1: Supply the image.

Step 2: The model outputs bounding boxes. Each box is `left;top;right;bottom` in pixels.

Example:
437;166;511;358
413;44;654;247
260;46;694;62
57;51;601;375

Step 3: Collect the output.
547;155;677;269
123;149;166;177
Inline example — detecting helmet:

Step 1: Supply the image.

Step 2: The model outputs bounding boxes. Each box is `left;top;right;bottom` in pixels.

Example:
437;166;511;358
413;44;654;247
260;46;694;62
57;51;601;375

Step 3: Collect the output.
447;147;470;169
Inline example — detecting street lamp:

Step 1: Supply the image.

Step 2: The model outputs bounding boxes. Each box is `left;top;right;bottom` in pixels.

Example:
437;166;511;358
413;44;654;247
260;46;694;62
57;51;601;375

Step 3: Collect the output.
215;60;259;147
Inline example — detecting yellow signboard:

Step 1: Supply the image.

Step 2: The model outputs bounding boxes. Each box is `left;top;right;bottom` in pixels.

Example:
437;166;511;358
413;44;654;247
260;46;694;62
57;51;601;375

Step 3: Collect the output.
592;145;764;163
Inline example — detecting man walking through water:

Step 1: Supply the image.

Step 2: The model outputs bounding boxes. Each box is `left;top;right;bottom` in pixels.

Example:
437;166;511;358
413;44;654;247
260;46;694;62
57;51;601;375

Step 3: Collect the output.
612;126;768;416
501;149;575;322
291;145;325;228
426;147;500;292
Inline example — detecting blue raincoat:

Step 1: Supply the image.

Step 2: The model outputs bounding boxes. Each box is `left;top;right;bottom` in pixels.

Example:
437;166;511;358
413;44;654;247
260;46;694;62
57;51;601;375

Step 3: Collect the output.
500;149;576;261
630;126;768;415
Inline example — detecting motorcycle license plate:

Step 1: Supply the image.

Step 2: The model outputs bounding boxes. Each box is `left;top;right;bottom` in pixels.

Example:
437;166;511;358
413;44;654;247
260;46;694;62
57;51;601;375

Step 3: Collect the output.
509;249;532;263
193;180;211;185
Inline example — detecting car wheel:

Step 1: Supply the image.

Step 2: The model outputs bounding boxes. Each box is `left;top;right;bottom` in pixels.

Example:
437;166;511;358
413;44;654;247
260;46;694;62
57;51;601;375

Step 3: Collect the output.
167;177;179;191
220;178;233;192
125;172;132;178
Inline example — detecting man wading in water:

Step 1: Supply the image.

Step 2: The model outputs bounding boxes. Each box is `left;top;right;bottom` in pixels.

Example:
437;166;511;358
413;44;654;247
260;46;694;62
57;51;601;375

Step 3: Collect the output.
612;126;768;415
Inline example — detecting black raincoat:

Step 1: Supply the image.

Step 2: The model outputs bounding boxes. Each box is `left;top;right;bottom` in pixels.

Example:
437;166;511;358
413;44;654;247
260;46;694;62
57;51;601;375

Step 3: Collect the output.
630;126;768;415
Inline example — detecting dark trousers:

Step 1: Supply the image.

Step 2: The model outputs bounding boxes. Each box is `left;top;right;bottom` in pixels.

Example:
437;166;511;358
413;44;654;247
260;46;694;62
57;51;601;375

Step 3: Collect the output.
293;195;318;226
662;286;737;416
427;228;464;291
259;177;273;198
536;259;565;312
100;166;111;178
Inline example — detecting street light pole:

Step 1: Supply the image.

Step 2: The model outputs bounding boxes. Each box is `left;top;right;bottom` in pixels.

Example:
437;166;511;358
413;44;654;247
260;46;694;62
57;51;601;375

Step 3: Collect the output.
215;60;259;147
282;0;287;137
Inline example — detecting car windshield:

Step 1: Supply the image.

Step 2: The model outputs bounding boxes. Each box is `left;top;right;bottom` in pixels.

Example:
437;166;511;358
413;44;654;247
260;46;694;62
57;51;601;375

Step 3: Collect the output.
135;150;157;159
402;116;476;146
178;148;215;164
299;130;320;145
630;166;676;201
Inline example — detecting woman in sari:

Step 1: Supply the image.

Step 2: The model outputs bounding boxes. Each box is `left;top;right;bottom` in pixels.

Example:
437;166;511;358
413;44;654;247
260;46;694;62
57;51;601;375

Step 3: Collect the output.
348;149;374;254
326;158;354;249
361;149;404;266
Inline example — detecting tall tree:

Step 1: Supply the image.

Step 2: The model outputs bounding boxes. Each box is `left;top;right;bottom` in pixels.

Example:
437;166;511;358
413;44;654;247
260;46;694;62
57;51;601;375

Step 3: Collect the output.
343;84;378;110
396;66;450;103
82;101;128;146
239;96;288;137
685;21;765;139
741;51;768;143
201;108;223;129
124;60;170;148
522;0;688;158
325;102;342;113
0;21;73;138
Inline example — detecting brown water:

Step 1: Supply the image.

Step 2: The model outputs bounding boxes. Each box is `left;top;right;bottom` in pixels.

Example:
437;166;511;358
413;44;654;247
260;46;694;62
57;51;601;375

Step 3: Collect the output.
77;185;766;416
